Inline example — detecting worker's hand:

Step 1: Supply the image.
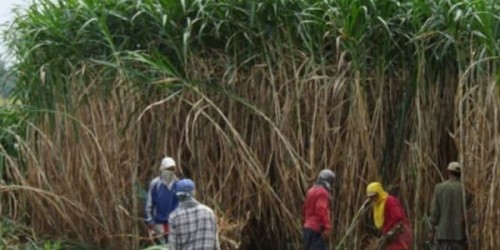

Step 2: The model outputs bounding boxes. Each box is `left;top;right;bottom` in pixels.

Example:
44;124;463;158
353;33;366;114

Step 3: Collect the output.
427;231;434;242
377;236;387;249
386;230;395;238
321;229;331;241
385;223;402;240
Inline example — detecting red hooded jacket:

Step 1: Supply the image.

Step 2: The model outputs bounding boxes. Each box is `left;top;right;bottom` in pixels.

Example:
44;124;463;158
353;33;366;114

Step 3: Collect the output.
302;185;331;234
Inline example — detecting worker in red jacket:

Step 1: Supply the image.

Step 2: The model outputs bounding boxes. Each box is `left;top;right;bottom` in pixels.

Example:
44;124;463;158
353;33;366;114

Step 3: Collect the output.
366;182;413;250
302;169;336;250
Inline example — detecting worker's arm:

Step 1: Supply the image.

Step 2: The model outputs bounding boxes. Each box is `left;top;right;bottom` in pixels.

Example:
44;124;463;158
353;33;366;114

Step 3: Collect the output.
316;191;331;238
144;180;156;226
383;197;404;235
168;214;177;250
214;215;221;250
428;186;439;240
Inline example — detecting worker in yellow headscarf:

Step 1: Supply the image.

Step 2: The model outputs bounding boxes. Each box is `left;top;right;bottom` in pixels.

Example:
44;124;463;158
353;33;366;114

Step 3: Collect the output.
366;182;412;250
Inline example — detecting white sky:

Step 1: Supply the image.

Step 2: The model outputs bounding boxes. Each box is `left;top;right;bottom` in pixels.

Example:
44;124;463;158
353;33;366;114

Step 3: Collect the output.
0;0;28;64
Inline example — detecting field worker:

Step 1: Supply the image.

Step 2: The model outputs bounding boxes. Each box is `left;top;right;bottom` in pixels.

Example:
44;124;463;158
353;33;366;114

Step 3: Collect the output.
144;156;180;244
302;169;336;250
168;178;221;250
429;161;467;250
366;182;412;250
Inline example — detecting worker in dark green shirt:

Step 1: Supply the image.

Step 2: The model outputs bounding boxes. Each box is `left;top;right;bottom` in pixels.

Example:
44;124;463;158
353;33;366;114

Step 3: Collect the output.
429;161;467;250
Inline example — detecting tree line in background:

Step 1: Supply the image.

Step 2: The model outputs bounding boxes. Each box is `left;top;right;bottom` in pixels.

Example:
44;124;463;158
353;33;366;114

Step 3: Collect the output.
0;0;499;249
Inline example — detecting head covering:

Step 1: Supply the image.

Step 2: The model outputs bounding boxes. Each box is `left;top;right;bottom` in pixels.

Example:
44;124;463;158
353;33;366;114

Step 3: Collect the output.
159;157;177;189
176;178;195;197
159;157;176;171
366;182;388;229
447;161;461;173
316;169;336;191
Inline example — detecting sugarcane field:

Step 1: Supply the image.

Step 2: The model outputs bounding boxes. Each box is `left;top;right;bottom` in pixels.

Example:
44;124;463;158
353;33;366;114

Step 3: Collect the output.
0;0;499;249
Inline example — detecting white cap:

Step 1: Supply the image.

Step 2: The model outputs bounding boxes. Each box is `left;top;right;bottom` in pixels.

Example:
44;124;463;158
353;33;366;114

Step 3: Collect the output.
159;157;176;170
447;161;461;173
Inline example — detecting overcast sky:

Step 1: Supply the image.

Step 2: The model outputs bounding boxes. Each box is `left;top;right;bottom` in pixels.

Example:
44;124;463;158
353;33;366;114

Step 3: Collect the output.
0;0;28;64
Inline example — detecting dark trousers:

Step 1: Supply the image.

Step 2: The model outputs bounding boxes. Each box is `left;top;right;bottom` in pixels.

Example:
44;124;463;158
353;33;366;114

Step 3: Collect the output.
303;228;327;250
436;240;466;250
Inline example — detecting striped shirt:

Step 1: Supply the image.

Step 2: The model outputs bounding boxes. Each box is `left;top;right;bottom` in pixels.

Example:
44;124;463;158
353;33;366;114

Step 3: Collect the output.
168;199;221;250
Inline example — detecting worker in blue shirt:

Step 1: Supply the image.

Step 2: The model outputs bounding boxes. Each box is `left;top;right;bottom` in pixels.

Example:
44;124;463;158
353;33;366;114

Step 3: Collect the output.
144;156;179;244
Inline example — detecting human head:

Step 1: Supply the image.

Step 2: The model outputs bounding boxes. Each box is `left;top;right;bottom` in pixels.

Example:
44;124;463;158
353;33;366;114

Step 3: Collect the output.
317;169;336;184
447;161;461;179
366;182;387;203
159;156;176;183
176;178;195;200
315;169;336;191
159;156;176;171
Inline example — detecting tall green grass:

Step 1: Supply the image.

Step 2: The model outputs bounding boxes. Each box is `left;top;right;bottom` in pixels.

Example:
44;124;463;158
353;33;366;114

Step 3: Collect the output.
1;0;499;249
